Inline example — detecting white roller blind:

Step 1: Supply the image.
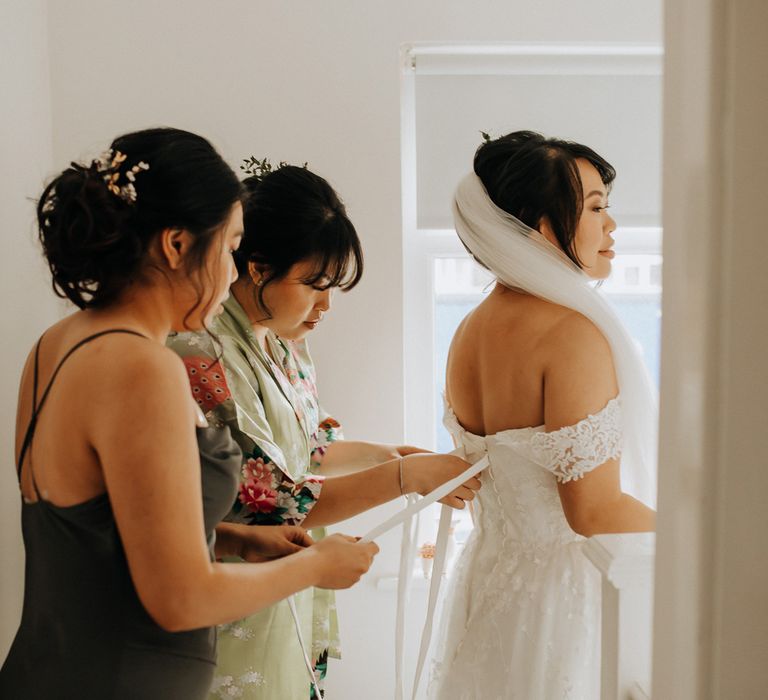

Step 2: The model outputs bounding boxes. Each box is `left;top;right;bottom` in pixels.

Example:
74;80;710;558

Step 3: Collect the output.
408;45;663;231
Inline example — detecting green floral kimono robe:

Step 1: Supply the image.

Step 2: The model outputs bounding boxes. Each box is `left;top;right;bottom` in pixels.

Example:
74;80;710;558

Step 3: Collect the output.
168;296;342;700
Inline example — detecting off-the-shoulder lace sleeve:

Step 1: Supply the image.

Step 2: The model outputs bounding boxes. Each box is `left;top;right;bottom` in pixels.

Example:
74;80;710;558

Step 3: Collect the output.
527;398;622;483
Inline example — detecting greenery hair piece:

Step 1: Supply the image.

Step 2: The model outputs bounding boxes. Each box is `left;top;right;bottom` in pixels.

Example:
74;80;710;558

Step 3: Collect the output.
240;156;308;182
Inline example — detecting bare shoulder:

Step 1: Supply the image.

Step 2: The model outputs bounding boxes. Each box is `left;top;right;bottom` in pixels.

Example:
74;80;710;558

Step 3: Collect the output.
22;317;189;394
449;308;475;346
33;329;190;408
84;337;196;446
94;337;188;393
453;290;612;364
542;306;613;362
541;307;618;425
468;290;571;336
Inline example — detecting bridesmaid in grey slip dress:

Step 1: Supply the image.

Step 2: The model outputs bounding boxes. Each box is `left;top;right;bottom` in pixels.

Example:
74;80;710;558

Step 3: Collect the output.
0;127;378;699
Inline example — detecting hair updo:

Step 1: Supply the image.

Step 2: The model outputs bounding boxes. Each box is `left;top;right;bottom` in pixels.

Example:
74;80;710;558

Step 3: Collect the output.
37;127;243;309
235;165;363;316
473;130;616;268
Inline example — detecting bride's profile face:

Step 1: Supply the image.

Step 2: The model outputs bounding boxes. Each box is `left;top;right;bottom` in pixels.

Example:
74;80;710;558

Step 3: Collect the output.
573;158;617;280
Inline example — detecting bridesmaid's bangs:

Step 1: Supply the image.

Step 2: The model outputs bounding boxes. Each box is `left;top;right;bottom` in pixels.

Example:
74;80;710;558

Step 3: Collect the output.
298;216;364;292
238;164;364;317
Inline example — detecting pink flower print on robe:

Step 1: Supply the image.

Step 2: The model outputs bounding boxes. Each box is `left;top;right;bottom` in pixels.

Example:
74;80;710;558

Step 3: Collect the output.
239;457;279;513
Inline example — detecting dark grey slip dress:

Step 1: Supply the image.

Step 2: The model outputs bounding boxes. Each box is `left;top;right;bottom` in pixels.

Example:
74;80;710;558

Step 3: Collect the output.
0;330;241;700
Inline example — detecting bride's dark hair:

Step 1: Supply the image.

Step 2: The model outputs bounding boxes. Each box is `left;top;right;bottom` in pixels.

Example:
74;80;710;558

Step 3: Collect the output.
473;130;615;268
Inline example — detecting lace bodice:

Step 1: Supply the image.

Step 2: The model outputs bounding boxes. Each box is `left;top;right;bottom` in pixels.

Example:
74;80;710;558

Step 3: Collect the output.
443;397;622;547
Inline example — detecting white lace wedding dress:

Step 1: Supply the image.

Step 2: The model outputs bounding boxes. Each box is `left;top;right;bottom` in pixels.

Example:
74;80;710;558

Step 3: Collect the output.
428;396;622;700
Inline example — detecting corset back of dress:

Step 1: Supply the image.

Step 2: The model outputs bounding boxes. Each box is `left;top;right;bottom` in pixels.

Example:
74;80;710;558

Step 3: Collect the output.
444;407;582;550
480;437;582;547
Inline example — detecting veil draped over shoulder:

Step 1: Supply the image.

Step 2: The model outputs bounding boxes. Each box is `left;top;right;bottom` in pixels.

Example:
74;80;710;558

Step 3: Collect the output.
452;172;658;507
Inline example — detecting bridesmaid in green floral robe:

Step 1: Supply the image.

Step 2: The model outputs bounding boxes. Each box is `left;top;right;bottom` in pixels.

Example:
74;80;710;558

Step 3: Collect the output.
168;164;477;699
169;297;342;699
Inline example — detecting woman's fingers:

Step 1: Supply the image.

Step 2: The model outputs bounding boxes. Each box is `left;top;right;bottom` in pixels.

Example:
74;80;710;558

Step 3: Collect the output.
289;527;315;547
312;534;379;588
463;476;482;491
438;482;479;509
337;534;359;543
449;484;478;502
460;485;477;500
359;540;380;558
439;495;467;509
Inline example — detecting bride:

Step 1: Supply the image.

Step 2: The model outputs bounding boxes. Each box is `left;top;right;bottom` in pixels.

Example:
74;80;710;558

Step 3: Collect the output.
428;131;657;699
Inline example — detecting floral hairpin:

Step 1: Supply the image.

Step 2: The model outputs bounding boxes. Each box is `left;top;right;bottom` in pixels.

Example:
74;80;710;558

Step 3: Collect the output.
41;189;57;214
93;149;150;204
240;156;307;182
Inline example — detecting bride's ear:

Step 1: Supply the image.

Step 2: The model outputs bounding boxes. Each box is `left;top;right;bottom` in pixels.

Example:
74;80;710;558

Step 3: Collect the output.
537;218;560;248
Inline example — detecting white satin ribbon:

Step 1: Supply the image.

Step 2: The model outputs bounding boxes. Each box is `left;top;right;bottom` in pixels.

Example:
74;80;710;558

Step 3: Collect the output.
394;495;420;700
291;453;488;698
361;452;489;700
410;502;453;699
359;455;488;544
288;593;322;698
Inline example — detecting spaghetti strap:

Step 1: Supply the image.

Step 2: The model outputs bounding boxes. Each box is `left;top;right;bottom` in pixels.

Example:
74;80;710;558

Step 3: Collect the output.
16;329;149;494
15;337;44;483
32;337;42;414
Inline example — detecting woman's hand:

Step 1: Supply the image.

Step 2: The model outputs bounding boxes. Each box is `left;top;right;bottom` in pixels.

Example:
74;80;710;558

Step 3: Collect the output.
308;534;379;589
401;453;482;509
240;525;315;562
216;523;315;562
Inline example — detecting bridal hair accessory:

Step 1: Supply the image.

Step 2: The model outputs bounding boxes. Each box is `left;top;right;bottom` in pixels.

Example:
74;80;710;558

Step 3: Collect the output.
240;155;308;181
452;172;658;507
93;149;150;204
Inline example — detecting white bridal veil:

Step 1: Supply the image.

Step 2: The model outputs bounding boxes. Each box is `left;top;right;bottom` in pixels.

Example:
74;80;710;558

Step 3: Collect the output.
452;171;658;507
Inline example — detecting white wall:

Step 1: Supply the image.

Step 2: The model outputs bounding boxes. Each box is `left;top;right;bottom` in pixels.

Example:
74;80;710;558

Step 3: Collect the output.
654;0;768;697
3;1;661;695
0;0;58;660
